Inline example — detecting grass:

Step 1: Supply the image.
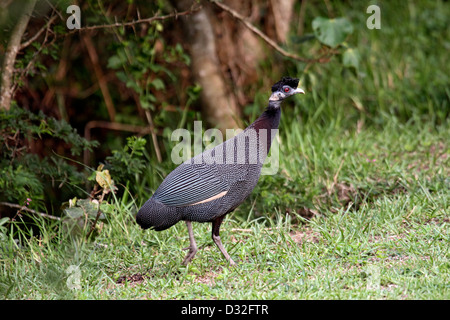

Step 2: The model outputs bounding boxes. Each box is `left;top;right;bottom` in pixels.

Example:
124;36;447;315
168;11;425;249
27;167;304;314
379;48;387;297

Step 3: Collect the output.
1;118;448;300
0;1;449;300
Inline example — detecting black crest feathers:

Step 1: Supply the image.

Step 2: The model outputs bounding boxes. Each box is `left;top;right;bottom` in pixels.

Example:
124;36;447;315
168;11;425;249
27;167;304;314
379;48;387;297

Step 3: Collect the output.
271;77;300;93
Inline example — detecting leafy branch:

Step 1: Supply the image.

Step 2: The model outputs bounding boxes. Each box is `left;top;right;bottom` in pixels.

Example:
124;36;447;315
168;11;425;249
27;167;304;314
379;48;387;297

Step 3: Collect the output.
66;3;202;33
207;0;335;64
0;2;202;111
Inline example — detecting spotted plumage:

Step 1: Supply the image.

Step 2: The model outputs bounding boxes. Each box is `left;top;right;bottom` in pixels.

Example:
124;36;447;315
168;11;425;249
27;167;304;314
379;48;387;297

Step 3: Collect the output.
136;77;304;265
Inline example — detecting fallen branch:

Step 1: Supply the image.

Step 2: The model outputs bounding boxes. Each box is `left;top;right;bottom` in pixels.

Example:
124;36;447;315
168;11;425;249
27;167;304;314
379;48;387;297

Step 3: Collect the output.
0;202;61;221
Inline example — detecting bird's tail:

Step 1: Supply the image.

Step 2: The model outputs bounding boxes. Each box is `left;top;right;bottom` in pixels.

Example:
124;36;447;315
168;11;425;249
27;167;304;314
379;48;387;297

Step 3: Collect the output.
136;198;181;231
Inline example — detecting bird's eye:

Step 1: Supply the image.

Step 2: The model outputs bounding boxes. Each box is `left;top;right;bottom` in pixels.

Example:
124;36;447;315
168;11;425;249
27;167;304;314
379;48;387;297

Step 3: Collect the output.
284;87;290;92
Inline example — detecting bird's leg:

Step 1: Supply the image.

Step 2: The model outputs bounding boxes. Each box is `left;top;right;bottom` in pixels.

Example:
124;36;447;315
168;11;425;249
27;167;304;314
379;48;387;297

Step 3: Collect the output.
182;221;198;265
211;215;236;266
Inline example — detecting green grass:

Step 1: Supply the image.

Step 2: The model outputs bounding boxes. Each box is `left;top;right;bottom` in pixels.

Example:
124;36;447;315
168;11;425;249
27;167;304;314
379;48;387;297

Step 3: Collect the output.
0;0;449;300
1;118;448;300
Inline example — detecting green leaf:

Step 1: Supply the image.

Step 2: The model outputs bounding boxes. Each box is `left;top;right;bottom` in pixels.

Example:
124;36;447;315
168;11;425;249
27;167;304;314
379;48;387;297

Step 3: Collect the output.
151;78;165;90
64;199;105;220
107;55;123;69
342;48;360;70
139;98;154;110
63;207;85;219
312;17;354;48
154;22;164;32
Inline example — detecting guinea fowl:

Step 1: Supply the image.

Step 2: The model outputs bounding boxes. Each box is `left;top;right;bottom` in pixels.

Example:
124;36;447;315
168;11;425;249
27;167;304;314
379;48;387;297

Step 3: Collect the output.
136;77;304;265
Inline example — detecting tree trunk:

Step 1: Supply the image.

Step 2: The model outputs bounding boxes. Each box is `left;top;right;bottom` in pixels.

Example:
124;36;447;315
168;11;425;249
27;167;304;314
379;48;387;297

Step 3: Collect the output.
270;0;296;43
0;0;37;110
211;0;265;106
171;0;241;131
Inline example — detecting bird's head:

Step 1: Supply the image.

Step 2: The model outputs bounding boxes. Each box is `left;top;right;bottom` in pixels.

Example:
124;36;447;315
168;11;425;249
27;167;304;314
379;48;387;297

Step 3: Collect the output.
269;76;305;102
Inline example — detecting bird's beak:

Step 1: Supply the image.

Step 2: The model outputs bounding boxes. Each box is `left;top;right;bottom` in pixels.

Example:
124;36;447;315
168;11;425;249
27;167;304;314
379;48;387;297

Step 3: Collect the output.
294;87;305;95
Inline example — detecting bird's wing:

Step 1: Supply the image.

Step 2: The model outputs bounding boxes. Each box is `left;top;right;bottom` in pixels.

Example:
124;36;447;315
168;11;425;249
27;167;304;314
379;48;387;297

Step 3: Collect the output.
153;131;262;207
152;161;229;207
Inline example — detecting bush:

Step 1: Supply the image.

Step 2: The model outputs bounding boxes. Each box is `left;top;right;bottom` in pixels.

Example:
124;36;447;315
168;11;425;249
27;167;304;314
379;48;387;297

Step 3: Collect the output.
0;105;98;214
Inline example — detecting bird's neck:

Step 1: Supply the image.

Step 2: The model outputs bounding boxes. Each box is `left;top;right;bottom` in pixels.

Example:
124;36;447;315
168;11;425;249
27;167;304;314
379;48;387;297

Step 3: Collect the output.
267;99;282;111
243;101;281;160
249;102;281;131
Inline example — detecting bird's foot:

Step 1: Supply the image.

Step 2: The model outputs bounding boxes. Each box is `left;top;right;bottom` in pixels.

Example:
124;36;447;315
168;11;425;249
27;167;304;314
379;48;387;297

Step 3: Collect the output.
182;246;198;265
